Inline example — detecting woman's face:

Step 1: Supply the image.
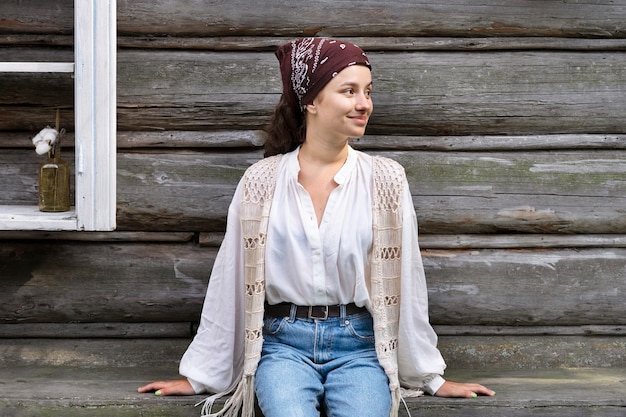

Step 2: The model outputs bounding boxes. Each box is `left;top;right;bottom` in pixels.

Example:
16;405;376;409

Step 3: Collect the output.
305;65;373;141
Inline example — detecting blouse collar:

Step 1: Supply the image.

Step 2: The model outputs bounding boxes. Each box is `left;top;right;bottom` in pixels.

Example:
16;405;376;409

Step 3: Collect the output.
287;145;357;185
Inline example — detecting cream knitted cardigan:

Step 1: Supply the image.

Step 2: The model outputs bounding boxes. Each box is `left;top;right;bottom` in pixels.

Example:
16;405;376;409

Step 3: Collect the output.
200;154;406;417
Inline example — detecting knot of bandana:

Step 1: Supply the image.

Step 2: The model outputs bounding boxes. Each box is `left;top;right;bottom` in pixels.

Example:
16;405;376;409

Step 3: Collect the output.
275;37;371;113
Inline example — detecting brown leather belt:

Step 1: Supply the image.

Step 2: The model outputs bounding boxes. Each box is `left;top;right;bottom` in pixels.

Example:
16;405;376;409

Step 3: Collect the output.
264;302;366;320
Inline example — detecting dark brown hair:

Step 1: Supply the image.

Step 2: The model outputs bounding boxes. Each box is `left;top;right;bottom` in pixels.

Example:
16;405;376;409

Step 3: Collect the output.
263;94;306;157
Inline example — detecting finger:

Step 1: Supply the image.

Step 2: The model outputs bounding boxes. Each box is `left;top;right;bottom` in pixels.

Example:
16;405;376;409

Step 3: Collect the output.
470;384;496;396
478;388;496;396
137;382;166;393
469;390;495;397
155;385;186;397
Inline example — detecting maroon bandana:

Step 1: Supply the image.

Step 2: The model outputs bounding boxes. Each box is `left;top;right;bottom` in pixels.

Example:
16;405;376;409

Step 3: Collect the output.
276;37;371;113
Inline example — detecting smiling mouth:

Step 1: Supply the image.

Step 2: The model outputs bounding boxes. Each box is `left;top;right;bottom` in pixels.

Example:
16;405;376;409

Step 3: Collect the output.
349;115;368;124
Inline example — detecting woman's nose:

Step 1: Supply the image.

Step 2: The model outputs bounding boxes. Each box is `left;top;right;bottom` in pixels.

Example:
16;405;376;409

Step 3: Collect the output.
356;92;372;111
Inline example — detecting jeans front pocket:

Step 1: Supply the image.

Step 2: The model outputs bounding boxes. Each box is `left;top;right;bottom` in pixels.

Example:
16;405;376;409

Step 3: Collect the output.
263;317;287;336
345;312;375;343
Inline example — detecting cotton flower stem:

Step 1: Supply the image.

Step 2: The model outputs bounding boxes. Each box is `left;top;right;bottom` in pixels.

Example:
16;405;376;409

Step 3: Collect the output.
50;109;63;159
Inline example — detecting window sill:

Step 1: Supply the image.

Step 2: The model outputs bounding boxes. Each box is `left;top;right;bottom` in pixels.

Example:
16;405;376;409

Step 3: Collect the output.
0;205;78;231
0;62;74;73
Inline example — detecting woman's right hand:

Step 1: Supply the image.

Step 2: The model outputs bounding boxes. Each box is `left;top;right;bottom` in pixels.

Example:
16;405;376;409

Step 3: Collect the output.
137;379;195;396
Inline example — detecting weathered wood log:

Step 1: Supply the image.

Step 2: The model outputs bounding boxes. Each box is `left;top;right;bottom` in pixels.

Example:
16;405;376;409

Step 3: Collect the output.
5;34;626;52
89;48;626;135
120;36;626;53
2;322;623;339
117;0;626;38
3;149;625;233
0;241;212;323
4;0;626;38
422;247;626;326
418;234;626;249
115;130;266;148
352;134;626;151
119;36;626;52
391;149;626;233
0;336;625;370
0;0;74;35
0;231;194;242
198;233;626;249
434;325;626;336
0;338;187;369
2;242;625;326
0;130;266;149
197;232;226;247
437;334;626;369
115;151;261;232
0;322;193;338
0;34;73;48
4;131;626;151
2;49;626;135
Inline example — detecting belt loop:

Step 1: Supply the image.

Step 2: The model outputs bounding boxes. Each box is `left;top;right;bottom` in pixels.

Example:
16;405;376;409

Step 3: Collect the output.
289;303;297;322
340;304;347;321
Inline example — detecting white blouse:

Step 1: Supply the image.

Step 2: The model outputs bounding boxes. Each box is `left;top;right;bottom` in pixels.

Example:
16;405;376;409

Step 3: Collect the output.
179;146;447;396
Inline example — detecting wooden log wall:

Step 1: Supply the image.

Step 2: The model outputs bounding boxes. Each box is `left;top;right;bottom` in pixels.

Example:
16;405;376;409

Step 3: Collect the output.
1;0;626;369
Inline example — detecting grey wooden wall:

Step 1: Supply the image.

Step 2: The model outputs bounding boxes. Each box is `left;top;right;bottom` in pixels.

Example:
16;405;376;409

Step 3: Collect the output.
1;0;626;369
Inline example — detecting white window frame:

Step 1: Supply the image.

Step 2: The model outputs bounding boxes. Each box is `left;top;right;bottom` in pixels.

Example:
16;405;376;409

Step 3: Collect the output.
0;0;116;231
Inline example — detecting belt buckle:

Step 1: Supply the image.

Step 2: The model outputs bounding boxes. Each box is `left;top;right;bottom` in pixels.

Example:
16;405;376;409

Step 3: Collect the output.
308;306;329;320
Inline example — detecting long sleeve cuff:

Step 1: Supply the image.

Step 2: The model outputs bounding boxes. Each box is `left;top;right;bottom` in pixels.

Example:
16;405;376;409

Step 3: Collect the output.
187;377;207;395
423;375;446;396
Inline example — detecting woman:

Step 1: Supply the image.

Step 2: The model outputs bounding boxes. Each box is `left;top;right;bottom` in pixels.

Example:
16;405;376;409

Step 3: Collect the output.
139;37;494;417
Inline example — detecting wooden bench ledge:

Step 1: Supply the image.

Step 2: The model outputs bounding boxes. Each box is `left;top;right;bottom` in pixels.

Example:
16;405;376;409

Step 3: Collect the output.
1;367;625;417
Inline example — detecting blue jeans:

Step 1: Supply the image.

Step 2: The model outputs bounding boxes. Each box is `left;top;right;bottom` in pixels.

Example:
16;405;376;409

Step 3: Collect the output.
254;307;392;417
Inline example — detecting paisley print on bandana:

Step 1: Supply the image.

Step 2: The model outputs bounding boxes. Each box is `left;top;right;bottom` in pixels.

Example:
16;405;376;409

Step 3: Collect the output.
290;37;323;109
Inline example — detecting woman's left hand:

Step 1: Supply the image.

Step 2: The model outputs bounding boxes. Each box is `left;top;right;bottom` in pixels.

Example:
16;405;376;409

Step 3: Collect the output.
434;380;495;398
